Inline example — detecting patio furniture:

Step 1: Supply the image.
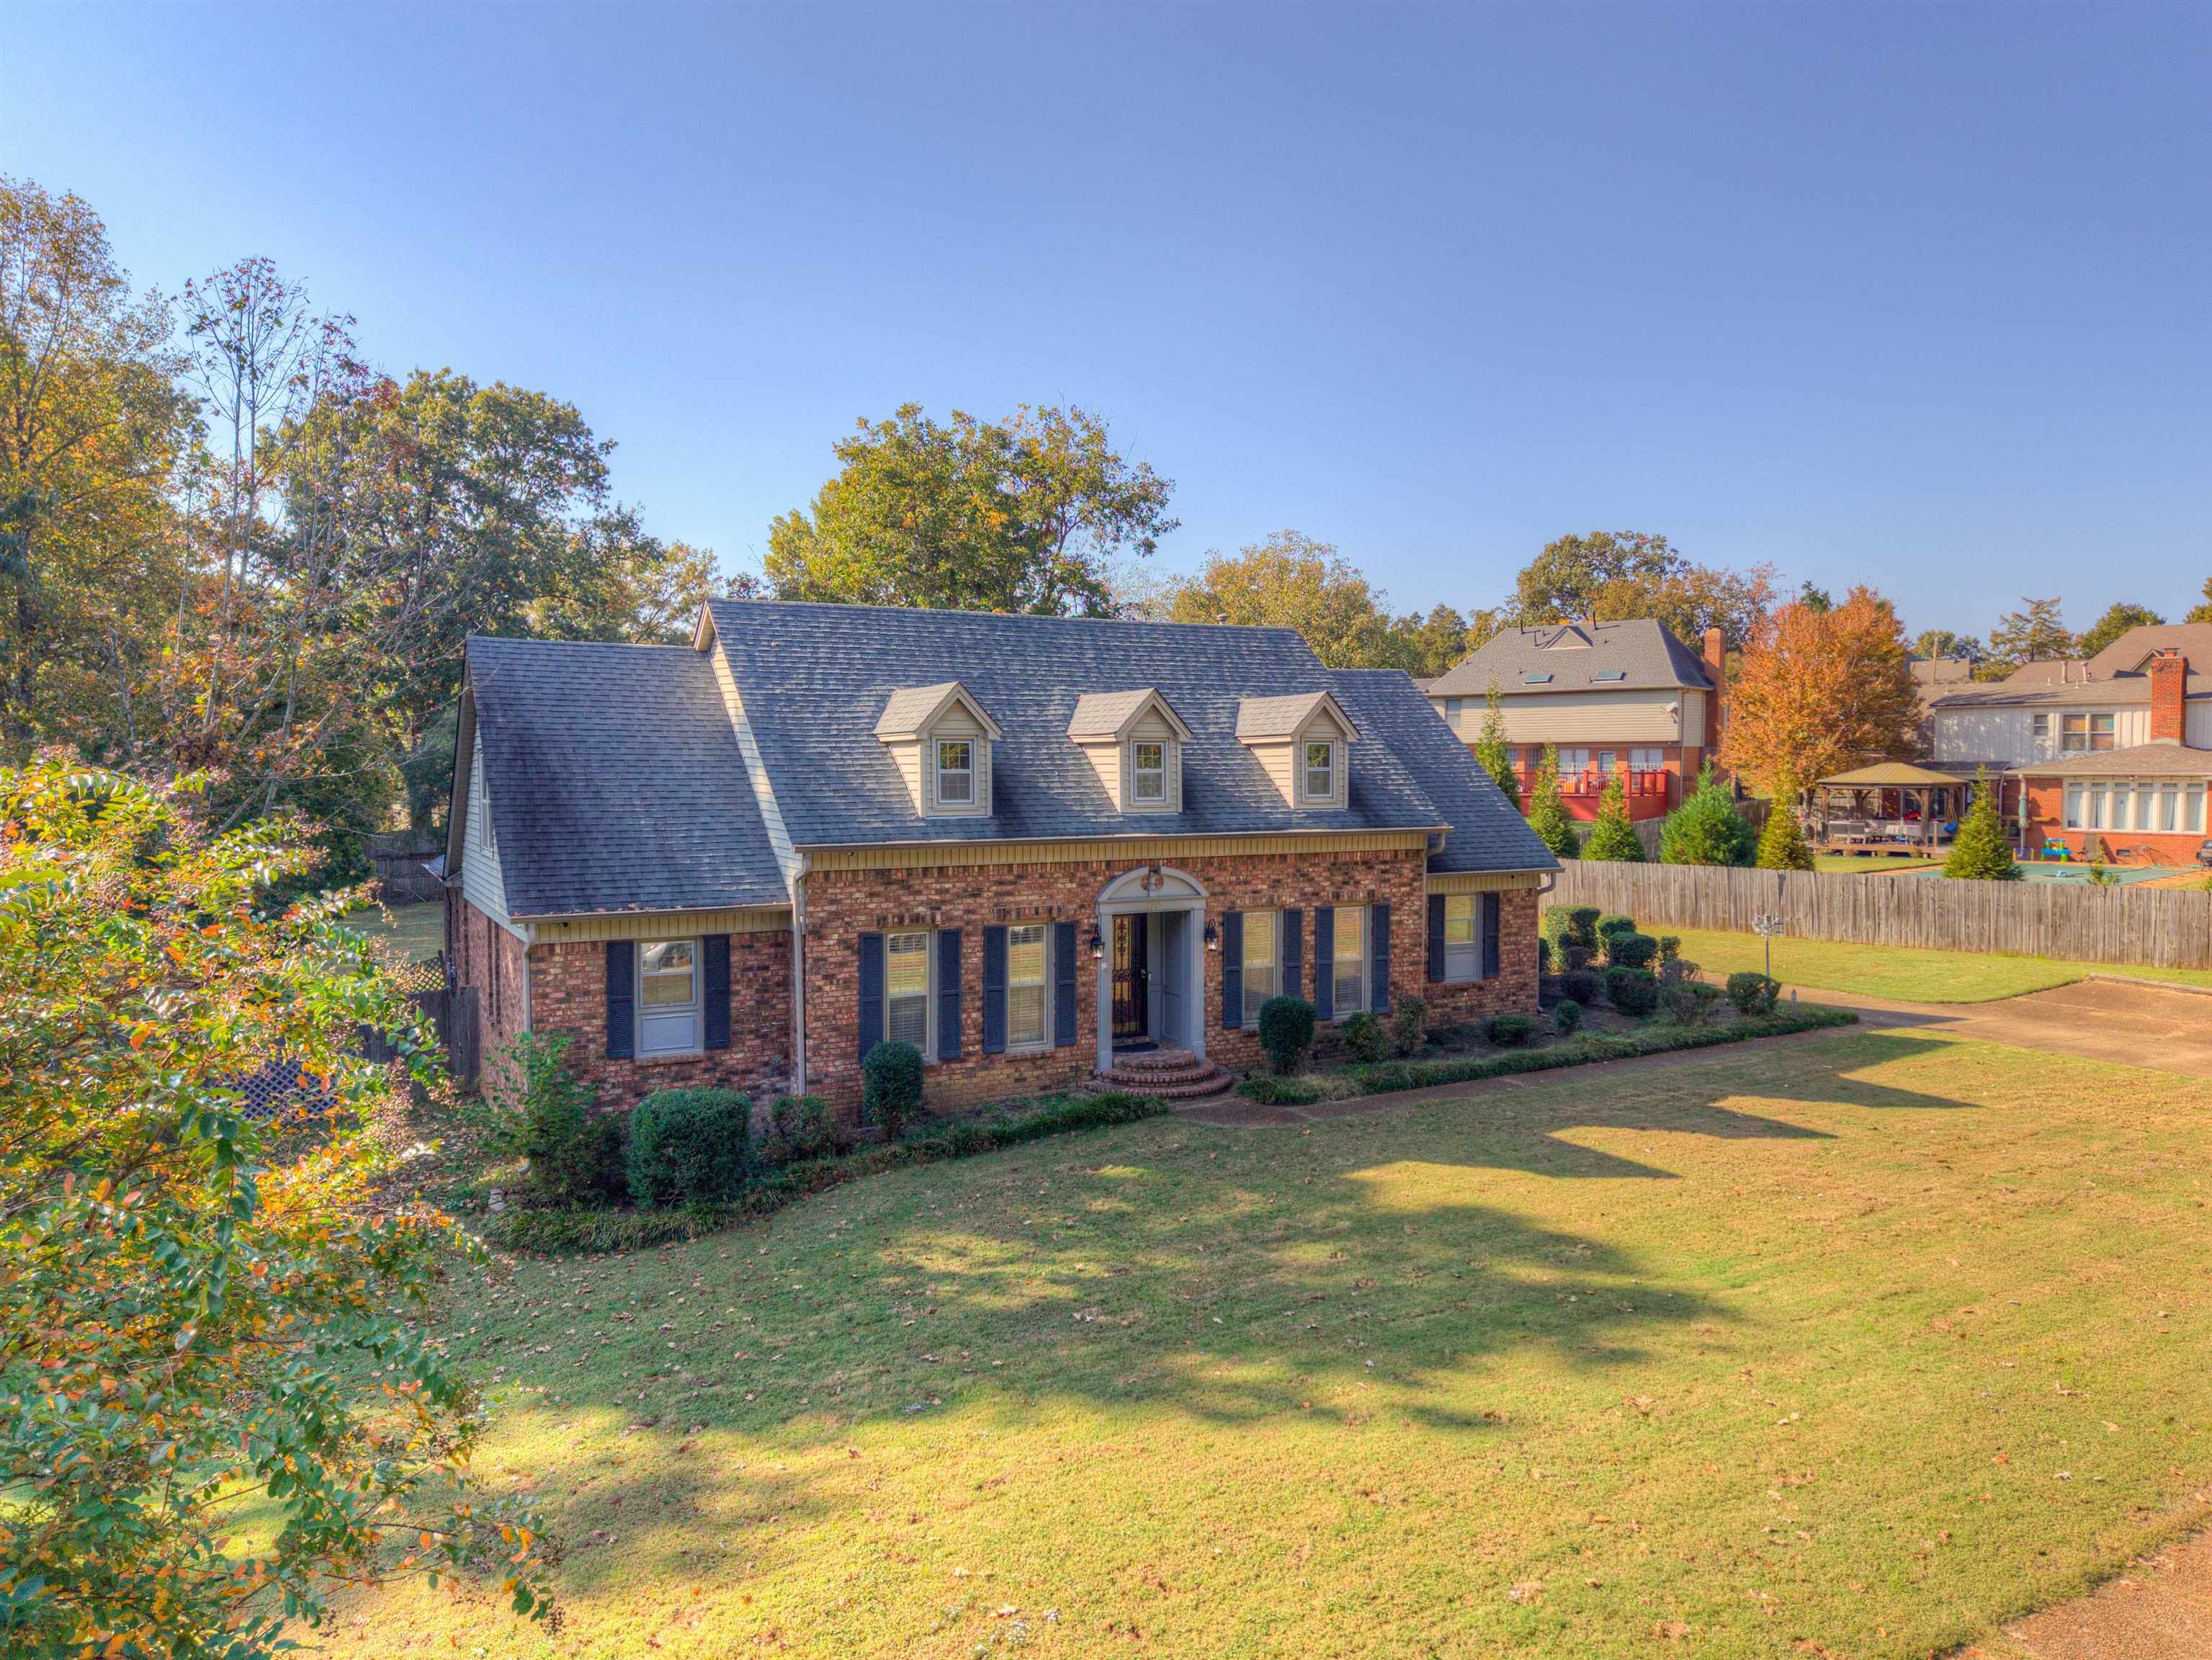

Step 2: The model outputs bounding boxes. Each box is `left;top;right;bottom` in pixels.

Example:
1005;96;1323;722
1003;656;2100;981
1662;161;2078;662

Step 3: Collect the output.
2198;840;2212;868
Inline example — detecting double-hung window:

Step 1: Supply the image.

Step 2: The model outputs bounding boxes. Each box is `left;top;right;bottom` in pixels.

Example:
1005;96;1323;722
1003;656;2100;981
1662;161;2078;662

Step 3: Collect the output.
1443;697;1464;731
1443;894;1482;982
936;740;974;806
1006;924;1049;1050
1132;741;1167;804
637;940;701;1057
1241;909;1279;1025
1596;750;1618;775
2032;713;2051;745
1332;905;1368;1016
1304;741;1336;801
886;930;932;1053
1559;747;1590;776
2061;713;2114;754
1629;746;1665;772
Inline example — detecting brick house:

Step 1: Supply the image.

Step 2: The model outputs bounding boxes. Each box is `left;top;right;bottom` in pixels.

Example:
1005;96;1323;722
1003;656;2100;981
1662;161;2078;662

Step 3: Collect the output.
1922;625;2212;864
444;599;1557;1117
1423;620;1726;821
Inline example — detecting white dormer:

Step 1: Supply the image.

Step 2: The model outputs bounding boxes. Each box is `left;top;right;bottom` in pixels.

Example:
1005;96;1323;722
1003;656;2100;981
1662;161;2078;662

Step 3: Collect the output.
1235;690;1358;810
1067;689;1193;813
874;682;1003;817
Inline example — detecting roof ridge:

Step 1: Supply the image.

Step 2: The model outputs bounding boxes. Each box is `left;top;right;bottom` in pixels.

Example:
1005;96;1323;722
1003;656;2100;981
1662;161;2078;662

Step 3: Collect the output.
706;595;1309;641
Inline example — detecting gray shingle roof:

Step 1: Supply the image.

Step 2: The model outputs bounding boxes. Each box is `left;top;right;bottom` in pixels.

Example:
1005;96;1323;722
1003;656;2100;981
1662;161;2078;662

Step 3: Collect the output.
1066;688;1187;741
465;637;787;916
1426;619;1714;697
1234;690;1352;741
2016;741;2212;779
704;599;1549;870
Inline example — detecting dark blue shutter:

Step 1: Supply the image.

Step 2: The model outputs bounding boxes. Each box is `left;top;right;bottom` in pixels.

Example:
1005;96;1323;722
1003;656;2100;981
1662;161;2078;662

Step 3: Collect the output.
604;940;635;1060
1427;894;1447;983
1314;906;1335;1021
857;932;885;1061
982;925;1007;1055
1053;921;1078;1047
1371;902;1392;1017
938;929;963;1060
1482;892;1502;979
1220;911;1243;1029
1282;908;1302;1001
702;934;731;1050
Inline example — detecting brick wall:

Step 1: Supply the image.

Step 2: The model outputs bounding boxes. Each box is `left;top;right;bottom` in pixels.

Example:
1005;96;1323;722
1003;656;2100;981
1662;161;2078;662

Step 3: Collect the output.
525;932;793;1114
2149;653;2188;744
449;895;529;1064
2023;775;2207;866
800;848;1540;1114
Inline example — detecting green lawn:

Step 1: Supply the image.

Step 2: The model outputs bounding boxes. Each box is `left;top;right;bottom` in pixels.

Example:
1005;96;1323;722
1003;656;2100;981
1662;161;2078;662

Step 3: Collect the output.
323;1030;2212;1658
338;901;444;963
1812;854;1940;875
1665;926;2212;1004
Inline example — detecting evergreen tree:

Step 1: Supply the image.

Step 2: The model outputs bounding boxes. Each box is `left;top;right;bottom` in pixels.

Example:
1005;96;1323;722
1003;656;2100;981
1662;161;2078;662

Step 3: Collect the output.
1659;763;1756;866
1943;768;2020;881
1581;771;1645;861
1472;679;1520;809
1755;773;1817;871
1524;743;1579;857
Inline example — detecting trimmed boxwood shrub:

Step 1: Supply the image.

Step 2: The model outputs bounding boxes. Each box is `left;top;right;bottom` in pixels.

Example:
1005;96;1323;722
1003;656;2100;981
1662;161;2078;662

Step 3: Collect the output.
1657;934;1682;963
862;1040;924;1139
1390;995;1428;1057
1340;1010;1388;1064
1551;997;1582;1036
1557;968;1602;1006
1604;966;1660;1017
1485;1013;1536;1048
1595;914;1637;945
1536;936;1551;974
1237;1073;1322;1106
1726;971;1781;1015
1608;931;1660;969
1258;996;1317;1074
627;1088;753;1208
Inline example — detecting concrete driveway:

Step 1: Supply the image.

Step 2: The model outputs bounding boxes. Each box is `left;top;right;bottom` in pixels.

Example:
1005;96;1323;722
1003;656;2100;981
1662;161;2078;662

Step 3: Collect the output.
1804;976;2212;1076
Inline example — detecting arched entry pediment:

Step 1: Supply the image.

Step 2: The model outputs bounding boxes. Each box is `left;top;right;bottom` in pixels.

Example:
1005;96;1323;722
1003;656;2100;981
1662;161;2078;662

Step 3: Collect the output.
1098;864;1206;906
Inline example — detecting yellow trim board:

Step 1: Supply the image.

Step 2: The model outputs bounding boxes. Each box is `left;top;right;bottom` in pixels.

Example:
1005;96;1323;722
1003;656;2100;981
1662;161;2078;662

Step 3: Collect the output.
807;829;1434;873
525;906;792;944
1426;870;1550;894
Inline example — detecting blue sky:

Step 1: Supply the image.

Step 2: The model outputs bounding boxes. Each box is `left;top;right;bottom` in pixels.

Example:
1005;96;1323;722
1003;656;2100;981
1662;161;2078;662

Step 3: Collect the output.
8;3;2208;638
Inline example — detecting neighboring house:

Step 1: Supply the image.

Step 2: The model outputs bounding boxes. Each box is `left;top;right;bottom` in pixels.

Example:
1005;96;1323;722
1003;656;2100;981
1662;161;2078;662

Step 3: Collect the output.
444;600;1557;1117
1923;625;2212;863
1424;620;1726;821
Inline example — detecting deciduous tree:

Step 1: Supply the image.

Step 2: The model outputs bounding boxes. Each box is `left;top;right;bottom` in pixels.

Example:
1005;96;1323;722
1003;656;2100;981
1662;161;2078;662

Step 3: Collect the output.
1719;585;1919;794
1982;596;2074;675
1910;628;1982;661
2076;602;2164;657
2186;578;2212;626
1165;531;1395;666
766;403;1176;617
1513;531;1683;622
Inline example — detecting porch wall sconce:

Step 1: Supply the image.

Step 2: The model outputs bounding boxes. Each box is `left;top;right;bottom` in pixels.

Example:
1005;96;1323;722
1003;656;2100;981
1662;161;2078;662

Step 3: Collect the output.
1204;921;1220;952
1087;927;1105;961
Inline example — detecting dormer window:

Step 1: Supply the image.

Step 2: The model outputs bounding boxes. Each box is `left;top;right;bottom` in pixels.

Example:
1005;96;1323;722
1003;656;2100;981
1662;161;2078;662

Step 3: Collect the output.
936;738;975;805
1132;741;1167;803
1303;741;1335;801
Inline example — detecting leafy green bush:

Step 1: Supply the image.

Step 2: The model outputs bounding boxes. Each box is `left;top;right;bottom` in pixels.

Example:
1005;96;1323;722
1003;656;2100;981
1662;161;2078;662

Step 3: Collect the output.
1485;1013;1536;1048
1595;914;1637;945
1557;968;1602;1006
1608;931;1660;969
1258;996;1317;1074
1536;936;1551;974
1657;978;1721;1027
1237;1073;1323;1106
486;1031;621;1208
862;1040;924;1138
1564;907;1600;950
1657;934;1681;963
761;1094;839;1165
626;1089;754;1208
1551;997;1582;1036
1725;972;1781;1015
1604;966;1660;1017
1340;1010;1387;1063
1390;994;1428;1057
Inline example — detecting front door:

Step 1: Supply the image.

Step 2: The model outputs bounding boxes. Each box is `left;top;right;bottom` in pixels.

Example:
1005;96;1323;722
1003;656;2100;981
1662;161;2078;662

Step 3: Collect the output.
1111;914;1149;1044
1153;911;1186;1049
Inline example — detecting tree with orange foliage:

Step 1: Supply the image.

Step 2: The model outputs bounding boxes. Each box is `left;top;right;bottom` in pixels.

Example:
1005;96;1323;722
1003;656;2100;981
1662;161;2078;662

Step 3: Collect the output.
1719;586;1920;793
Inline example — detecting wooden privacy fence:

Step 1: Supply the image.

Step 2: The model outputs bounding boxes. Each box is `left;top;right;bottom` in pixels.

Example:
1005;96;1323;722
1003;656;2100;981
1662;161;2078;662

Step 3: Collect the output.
1549;862;2212;971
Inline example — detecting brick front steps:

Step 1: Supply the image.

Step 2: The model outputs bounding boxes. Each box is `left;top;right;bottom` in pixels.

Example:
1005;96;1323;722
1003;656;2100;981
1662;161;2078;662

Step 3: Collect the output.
1093;1044;1235;1100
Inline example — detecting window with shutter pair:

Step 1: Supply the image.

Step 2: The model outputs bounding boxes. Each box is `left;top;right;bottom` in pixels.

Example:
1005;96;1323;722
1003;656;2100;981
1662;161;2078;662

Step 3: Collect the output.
1313;903;1389;1020
603;936;733;1058
1220;909;1303;1030
1425;892;1500;984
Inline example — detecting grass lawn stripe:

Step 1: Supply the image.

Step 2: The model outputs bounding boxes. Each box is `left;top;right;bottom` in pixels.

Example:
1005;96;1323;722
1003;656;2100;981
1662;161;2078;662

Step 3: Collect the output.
1660;925;2212;1003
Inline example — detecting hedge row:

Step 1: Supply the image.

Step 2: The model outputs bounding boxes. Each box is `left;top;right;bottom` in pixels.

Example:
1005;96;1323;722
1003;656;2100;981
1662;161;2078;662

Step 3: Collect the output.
484;1089;1170;1256
1330;1005;1858;1099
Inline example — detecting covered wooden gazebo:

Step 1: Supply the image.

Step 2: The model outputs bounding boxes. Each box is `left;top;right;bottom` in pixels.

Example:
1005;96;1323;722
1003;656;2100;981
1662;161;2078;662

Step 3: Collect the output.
1810;762;1970;852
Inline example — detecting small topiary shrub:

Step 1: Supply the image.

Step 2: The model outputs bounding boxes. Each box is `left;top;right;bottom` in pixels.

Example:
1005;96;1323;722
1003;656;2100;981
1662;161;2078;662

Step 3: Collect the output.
1485;1013;1536;1048
1340;1010;1388;1064
1595;914;1637;946
627;1088;753;1208
1564;907;1600;951
1657;978;1721;1027
1551;997;1582;1037
1258;996;1317;1074
1725;971;1781;1016
1237;1073;1322;1106
1657;934;1681;963
1608;931;1660;969
1604;966;1660;1017
1557;968;1602;1006
861;1041;924;1140
1389;994;1428;1058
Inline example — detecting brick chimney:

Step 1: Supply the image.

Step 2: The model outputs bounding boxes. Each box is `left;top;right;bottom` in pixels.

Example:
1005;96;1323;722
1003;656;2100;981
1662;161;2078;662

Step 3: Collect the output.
1702;627;1727;759
2148;648;2187;742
